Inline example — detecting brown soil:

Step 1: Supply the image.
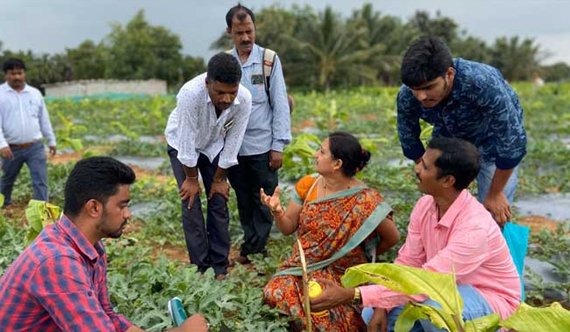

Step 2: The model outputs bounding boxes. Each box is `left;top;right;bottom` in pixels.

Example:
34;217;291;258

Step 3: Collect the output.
154;243;190;263
517;215;563;234
1;202;29;226
49;151;170;183
293;119;316;133
49;152;83;165
124;220;249;272
361;113;378;121
144;239;254;275
124;220;143;234
128;165;171;183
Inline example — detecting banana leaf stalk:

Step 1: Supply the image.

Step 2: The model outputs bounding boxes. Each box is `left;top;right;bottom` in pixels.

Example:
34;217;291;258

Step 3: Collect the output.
297;238;312;332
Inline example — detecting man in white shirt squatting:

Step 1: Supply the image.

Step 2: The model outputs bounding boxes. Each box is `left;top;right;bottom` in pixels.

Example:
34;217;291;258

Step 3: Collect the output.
165;53;252;280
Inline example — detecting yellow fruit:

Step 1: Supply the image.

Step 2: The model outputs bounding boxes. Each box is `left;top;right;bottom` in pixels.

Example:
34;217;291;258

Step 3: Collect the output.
307;280;329;318
308;280;322;298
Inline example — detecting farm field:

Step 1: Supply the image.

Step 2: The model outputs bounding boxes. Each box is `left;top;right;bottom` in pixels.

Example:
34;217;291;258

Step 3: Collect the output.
1;83;569;331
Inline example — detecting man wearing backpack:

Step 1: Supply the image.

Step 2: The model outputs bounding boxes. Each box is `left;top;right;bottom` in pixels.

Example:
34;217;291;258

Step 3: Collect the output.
225;4;292;265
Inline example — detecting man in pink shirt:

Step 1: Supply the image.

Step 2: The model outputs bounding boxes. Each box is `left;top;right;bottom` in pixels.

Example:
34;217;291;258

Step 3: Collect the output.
311;137;520;331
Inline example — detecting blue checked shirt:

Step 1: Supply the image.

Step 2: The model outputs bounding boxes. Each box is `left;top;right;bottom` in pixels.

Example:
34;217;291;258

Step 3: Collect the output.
397;58;527;170
229;44;291;155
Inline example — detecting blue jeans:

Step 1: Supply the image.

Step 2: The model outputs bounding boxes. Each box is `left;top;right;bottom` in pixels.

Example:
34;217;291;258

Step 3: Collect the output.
362;285;493;332
1;141;48;206
167;145;230;276
478;161;528;300
476;161;519;204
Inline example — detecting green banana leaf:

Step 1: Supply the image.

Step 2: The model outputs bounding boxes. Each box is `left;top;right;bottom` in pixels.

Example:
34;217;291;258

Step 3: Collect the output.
25;200;62;244
284;133;320;157
342;263;463;317
60;137;84;152
500;302;570;332
396;302;458;332
55;111;86;152
342;263;464;330
420;124;434;141
464;313;501;332
342;263;570;332
111;121;139;140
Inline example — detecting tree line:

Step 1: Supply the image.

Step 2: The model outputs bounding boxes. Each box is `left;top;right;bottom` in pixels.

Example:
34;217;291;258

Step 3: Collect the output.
0;11;205;92
1;4;570;92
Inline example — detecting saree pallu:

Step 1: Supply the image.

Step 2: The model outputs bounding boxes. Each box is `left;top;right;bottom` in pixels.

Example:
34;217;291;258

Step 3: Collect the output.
263;179;390;332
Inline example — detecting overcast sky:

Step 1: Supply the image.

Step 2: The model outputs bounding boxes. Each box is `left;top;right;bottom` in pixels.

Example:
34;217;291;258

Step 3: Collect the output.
1;0;569;65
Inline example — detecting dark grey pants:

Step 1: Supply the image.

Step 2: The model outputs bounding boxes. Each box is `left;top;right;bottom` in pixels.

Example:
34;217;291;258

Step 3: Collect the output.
228;151;278;257
1;141;48;206
167;145;230;275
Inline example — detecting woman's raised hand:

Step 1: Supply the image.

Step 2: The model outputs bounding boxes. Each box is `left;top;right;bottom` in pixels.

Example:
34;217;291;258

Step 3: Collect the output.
260;187;284;214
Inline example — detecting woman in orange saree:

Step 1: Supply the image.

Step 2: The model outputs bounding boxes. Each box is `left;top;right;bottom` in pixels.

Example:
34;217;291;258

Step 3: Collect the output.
261;132;400;331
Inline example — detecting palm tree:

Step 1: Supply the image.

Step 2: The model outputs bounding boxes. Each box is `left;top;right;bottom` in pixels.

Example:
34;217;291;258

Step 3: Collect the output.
490;36;541;81
348;4;416;85
285;6;380;89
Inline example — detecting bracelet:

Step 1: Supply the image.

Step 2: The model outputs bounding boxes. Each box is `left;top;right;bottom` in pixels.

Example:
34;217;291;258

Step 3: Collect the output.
186;175;199;180
352;287;362;305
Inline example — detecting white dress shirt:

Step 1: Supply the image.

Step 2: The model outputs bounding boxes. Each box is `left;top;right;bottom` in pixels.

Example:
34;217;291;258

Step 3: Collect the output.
0;83;56;149
164;73;252;169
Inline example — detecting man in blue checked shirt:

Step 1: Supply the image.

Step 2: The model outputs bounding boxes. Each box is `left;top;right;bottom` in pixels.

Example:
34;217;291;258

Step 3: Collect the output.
224;4;292;265
0;58;56;208
396;37;527;226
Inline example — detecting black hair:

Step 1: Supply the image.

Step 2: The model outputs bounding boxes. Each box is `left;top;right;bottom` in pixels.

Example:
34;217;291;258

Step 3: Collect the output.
225;3;255;30
401;37;453;88
328;131;371;177
427;137;480;191
3;58;26;73
206;52;242;84
64;157;136;217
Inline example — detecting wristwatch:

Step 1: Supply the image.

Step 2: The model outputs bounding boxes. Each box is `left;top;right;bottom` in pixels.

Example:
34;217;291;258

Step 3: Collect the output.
352;287;362;305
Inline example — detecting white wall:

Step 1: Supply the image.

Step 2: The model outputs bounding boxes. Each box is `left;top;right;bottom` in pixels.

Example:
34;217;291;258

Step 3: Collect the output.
43;79;167;97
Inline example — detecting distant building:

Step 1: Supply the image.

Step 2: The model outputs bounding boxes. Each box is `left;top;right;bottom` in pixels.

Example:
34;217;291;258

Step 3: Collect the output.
532;73;545;87
42;79;167;98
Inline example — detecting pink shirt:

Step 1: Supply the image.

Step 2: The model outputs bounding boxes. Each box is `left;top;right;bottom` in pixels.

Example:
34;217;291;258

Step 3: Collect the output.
361;190;521;319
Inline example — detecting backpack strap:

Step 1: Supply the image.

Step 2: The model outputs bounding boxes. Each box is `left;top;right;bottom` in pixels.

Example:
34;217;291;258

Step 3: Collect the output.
262;48;277;106
228;47;276;105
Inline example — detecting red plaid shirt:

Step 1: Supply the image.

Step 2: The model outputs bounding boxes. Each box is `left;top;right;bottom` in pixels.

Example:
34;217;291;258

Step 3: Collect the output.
0;216;132;331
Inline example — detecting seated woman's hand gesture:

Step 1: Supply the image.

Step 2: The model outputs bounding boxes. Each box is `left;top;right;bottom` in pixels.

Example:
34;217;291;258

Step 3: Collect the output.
260;187;284;214
260;186;303;235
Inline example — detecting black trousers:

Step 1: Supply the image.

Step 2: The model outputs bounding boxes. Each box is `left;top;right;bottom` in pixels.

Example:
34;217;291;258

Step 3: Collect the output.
167;145;230;275
228;151;278;257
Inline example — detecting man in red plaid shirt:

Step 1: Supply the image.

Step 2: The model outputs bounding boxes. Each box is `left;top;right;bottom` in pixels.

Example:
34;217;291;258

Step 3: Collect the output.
0;157;208;331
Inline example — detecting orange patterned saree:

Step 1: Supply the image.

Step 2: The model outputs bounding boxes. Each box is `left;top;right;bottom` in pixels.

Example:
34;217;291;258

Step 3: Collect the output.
263;175;392;331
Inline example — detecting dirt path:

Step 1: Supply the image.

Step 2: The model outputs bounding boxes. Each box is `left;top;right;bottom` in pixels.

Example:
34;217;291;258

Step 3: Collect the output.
517;215;564;234
50;151;170;182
